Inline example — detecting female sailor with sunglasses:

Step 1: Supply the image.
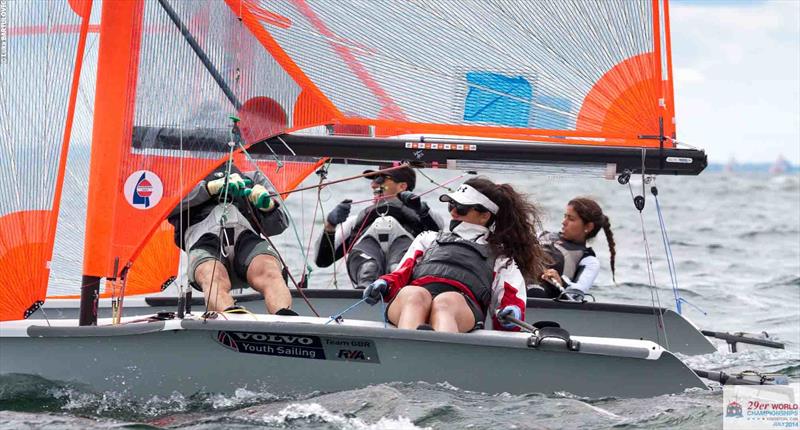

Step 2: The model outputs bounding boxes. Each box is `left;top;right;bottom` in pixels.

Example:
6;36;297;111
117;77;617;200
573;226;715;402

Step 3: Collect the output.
363;177;547;332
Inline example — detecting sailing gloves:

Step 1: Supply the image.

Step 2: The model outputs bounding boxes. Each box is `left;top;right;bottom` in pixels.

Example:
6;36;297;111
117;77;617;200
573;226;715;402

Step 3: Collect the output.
327;199;352;226
243;184;275;212
397;191;430;216
207;173;250;197
497;305;522;329
363;279;389;305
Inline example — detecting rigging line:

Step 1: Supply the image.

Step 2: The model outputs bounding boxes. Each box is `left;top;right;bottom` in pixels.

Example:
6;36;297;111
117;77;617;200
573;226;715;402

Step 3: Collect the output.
298;174;327;288
637;149;670;349
628;181;665;348
156;0;242;110
204;135;238;318
652;183;682;314
242;201;320;317
178;126;191;317
234;143;319;315
275;164;414;197
415;169;465;194
317;198;343;290
416;172;469;198
236;142;309;265
324;297;368;325
259;141;286;169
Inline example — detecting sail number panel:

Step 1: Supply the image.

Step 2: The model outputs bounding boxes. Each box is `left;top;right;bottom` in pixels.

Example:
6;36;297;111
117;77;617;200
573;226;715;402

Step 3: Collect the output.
216;331;380;364
405;142;478;151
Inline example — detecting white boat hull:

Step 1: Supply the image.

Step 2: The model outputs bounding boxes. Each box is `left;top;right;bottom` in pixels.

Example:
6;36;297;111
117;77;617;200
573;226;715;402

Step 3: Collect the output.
1;314;706;399
36;289;718;355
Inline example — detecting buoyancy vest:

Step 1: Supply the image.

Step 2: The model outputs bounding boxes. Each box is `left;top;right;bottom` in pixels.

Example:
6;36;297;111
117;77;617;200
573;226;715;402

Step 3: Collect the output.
540;232;595;281
411;231;496;308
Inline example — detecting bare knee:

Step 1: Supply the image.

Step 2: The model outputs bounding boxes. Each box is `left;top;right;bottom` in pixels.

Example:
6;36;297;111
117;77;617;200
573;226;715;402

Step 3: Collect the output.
247;255;283;285
195;260;231;290
431;292;463;313
398;287;433;307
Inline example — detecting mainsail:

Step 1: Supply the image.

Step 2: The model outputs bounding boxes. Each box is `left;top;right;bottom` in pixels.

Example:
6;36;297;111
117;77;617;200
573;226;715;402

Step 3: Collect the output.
1;0;704;322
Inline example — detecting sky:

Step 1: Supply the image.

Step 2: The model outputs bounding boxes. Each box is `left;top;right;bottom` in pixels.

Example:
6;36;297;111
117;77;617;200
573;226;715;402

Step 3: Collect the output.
669;0;800;164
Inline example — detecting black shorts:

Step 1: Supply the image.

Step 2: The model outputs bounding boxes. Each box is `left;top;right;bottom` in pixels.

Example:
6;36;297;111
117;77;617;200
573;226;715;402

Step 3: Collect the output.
387;282;485;331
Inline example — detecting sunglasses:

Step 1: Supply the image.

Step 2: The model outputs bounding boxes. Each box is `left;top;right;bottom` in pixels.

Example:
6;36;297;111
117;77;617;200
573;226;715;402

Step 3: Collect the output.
448;201;488;216
369;175;394;185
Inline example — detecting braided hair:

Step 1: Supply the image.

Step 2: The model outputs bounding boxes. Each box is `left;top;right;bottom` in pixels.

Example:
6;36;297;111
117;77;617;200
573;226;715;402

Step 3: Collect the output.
465;177;547;281
567;197;616;282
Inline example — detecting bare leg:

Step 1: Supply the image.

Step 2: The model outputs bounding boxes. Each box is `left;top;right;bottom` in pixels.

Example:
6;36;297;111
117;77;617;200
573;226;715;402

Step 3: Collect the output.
194;260;234;312
247;254;291;314
387;286;433;329
429;292;476;333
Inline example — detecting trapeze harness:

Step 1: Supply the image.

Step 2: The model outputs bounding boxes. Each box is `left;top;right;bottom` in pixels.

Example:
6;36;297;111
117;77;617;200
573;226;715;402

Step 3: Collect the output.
410;231;497;310
183;204;257;261
350;200;429;257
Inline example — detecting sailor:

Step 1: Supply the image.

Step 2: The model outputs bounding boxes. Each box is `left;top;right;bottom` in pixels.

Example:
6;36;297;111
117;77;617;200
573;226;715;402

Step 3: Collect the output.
535;197;616;301
167;163;296;315
362;177;548;333
315;165;444;289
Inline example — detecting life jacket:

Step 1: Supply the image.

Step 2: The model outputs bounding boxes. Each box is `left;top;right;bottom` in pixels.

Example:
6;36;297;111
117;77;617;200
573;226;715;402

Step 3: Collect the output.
411;231;496;309
540;232;595;281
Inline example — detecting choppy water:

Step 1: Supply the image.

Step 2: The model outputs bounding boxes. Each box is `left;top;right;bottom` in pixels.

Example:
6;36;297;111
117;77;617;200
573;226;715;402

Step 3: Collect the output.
2;169;799;429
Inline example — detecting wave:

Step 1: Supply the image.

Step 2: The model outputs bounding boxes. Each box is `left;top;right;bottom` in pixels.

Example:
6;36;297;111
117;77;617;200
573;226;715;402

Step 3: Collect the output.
738;227;800;239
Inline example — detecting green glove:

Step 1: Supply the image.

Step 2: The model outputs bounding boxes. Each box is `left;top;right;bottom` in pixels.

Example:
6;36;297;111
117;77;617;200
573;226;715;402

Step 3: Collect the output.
244;184;275;211
207;173;246;196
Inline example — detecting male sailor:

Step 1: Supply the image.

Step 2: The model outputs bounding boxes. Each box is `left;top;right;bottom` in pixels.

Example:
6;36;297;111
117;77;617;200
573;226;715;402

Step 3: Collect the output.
315;165;444;289
168;163;296;315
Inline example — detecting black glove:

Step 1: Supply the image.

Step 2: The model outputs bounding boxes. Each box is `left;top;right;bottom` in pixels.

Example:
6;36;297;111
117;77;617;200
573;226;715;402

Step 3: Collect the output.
363;279;389;305
397;191;429;215
327;199;352;226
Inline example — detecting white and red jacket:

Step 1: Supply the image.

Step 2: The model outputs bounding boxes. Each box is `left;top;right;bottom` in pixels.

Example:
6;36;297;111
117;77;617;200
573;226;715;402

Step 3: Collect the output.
379;222;527;331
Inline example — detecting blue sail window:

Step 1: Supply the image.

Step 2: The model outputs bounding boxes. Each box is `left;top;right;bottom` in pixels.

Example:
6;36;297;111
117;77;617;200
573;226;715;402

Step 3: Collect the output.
463;72;532;127
532;95;573;130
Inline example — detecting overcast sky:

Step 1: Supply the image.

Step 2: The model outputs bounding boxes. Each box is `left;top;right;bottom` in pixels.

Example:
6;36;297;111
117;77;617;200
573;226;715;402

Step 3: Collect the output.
670;0;800;164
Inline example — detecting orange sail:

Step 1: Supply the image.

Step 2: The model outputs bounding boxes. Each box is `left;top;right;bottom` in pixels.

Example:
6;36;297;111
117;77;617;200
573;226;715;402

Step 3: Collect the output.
0;0;94;320
79;1;328;300
5;0;695;319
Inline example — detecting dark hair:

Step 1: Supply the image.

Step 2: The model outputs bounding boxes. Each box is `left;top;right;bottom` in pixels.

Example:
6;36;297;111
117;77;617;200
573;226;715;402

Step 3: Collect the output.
568;197;616;282
465;177;546;281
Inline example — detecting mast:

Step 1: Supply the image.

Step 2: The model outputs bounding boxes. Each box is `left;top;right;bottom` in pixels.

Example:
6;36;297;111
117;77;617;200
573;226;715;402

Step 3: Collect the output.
80;0;144;326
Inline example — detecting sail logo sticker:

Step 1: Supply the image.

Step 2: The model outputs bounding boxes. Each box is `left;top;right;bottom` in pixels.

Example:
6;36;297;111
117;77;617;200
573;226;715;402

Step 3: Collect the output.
216;331;380;364
124;170;163;210
217;331;326;360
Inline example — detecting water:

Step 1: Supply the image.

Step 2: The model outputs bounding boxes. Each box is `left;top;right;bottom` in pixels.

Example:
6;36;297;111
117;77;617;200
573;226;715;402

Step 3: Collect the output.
2;169;799;429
